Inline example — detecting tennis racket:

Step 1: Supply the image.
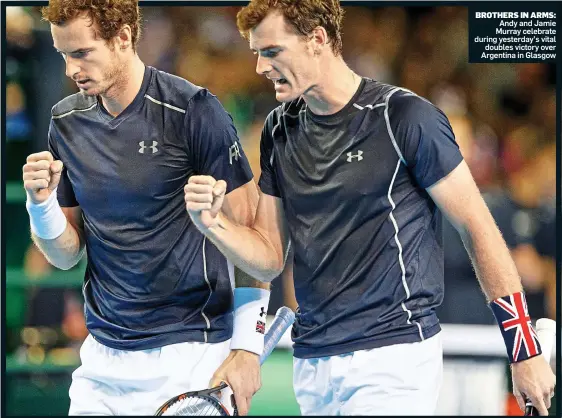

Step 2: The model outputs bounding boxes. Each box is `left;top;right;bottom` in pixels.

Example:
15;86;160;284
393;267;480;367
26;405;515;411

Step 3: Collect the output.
154;306;295;416
524;318;556;416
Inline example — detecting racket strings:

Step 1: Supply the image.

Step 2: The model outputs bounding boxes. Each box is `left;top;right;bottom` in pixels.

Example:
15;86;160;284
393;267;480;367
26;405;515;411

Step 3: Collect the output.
163;396;226;416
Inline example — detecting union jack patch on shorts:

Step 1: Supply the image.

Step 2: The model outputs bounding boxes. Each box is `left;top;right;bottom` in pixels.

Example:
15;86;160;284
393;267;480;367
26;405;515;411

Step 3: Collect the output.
256;320;265;334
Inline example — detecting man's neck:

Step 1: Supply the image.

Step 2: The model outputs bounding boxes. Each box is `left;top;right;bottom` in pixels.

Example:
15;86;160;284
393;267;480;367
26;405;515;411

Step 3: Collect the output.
101;56;145;117
304;57;362;116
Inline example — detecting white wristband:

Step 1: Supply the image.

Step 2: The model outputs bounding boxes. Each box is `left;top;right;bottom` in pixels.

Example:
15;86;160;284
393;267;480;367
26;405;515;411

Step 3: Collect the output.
26;189;68;240
230;287;271;355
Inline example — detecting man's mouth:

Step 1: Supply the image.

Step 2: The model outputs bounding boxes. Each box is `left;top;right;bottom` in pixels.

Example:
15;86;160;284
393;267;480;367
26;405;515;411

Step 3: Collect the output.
273;78;288;85
76;79;91;86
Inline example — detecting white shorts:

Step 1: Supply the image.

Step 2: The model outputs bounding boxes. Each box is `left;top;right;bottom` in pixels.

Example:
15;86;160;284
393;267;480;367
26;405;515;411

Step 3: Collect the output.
69;334;231;415
293;333;443;415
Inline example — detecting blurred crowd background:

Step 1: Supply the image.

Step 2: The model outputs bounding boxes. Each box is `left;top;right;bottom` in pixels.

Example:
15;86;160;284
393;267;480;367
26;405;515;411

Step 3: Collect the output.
5;4;557;416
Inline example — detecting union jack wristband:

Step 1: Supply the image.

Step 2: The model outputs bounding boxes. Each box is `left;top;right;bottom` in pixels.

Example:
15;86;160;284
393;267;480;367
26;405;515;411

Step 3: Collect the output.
489;291;542;363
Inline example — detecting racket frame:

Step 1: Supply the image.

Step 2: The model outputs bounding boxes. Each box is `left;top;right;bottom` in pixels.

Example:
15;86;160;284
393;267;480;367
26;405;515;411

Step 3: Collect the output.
154;382;234;416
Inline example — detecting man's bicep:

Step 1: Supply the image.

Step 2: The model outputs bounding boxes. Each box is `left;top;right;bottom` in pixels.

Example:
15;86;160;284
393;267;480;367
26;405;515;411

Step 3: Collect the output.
222;181;288;259
427;160;491;232
222;179;259;227
389;93;463;188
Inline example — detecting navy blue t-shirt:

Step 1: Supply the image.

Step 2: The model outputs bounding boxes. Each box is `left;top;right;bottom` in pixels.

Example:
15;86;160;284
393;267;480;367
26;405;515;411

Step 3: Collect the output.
48;66;254;350
259;79;463;358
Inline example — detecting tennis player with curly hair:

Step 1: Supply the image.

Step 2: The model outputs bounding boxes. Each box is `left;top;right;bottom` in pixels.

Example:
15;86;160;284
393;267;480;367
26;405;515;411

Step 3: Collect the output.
185;0;556;415
23;0;269;414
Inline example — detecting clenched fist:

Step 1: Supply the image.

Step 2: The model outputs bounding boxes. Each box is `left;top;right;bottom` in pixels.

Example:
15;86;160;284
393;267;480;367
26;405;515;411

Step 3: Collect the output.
23;151;64;204
184;175;227;231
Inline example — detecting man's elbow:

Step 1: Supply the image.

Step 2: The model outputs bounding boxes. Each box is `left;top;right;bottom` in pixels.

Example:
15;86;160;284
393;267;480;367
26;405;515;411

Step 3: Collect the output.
256;261;284;283
55;262;75;271
50;249;85;271
51;257;80;271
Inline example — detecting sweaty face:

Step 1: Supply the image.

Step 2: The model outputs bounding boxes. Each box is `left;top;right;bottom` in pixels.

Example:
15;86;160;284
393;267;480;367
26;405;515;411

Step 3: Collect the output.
51;14;126;97
249;11;319;102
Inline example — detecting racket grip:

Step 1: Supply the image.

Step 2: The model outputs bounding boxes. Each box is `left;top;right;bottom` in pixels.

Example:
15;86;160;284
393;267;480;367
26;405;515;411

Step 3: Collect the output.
260;306;295;364
525;402;538;416
523;318;556;416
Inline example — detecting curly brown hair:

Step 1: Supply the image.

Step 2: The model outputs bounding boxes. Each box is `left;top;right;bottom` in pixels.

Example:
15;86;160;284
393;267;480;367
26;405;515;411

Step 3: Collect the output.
41;0;142;50
236;0;344;56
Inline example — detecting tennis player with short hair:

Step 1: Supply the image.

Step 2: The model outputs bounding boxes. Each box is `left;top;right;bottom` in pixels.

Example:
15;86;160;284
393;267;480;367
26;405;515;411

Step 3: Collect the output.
22;0;268;415
184;0;556;415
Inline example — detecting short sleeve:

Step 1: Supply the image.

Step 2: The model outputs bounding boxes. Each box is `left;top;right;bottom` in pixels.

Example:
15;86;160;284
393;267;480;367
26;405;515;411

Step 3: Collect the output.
48;120;79;207
388;92;464;189
257;110;281;197
184;90;254;193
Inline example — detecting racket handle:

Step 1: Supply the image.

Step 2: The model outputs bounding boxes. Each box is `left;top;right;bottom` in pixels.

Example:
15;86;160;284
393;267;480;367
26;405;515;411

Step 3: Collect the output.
525;403;538;416
260;306;295;364
524;318;557;416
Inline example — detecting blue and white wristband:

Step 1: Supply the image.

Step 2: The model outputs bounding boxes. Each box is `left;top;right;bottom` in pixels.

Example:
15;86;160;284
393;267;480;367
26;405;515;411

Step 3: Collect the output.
26;189;68;240
230;287;270;355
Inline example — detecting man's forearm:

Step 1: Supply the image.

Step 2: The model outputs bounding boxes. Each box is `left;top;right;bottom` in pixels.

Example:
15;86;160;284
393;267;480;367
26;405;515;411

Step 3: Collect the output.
459;213;523;301
32;222;85;270
206;214;285;283
235;267;271;290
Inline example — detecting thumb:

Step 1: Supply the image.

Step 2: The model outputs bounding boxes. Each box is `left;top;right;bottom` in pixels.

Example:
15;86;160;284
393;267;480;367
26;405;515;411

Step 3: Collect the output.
209;180;227;218
49;161;64;191
209;375;225;389
514;389;525;412
213;180;227;198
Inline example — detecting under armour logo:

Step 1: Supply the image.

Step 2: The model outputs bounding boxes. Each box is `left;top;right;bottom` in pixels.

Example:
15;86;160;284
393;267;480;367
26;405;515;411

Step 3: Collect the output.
139;141;158;154
229;142;241;165
346;150;363;162
259;307;266;317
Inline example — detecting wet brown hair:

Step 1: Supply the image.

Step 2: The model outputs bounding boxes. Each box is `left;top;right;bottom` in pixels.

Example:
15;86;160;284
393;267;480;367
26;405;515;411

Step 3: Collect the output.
41;0;141;50
237;0;344;56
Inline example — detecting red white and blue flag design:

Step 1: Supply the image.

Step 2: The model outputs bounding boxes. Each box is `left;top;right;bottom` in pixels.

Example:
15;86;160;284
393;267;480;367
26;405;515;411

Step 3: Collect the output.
490;292;542;363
